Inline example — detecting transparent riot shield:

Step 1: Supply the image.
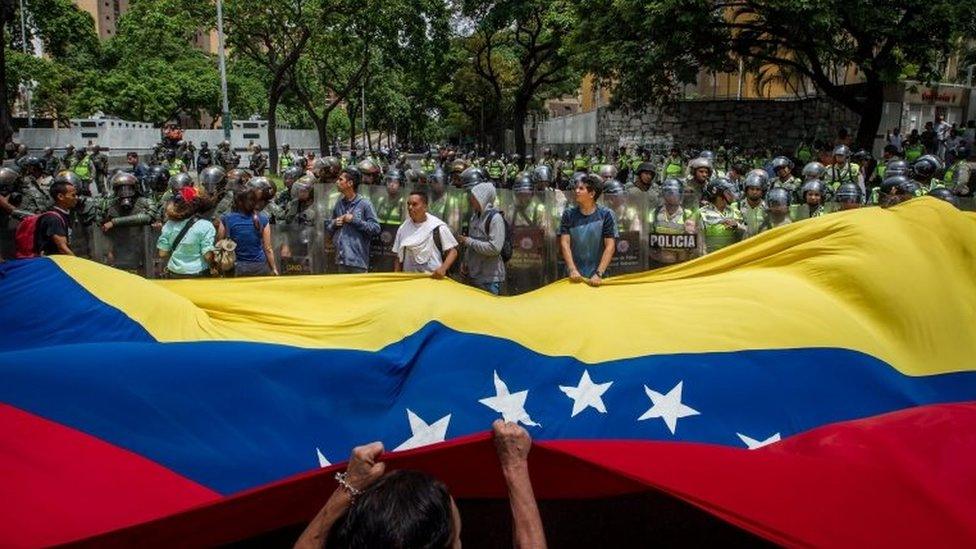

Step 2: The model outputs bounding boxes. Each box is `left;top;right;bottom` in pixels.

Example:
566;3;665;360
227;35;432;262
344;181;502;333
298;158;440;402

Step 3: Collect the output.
91;225;152;276
547;188;575;281
147;225;167;278
958;196;976;212
318;182;342;274
682;180;703;210
600;191;648;276
738;202;766;238
646;195;701;270
274;220;316;276
498;188;550;294
367;186;406;272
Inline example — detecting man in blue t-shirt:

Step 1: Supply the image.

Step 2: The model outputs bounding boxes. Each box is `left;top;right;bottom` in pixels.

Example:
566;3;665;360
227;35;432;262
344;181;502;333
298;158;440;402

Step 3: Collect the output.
559;174;618;286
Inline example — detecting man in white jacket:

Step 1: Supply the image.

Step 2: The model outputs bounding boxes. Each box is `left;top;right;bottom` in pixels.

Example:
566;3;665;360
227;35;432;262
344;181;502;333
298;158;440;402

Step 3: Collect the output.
392;191;459;278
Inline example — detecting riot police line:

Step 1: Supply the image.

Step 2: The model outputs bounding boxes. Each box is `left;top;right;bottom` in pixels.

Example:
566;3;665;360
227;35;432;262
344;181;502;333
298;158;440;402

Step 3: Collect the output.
38;166;974;296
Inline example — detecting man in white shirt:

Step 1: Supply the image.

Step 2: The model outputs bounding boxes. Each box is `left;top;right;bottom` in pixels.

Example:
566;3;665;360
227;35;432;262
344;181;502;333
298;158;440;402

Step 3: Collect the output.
393;190;459;278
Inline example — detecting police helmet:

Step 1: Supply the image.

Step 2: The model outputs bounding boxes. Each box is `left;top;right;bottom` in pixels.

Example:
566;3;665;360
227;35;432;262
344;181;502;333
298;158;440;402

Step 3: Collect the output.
244;176;276;201
742;169;769;191
460;167;486;189
766;187;791;207
885;159;910;178
226;168;251;191
598;164;618;179
42;146;53;155
834;183;862;204
292;175;315;198
429;168;447;186
199;166;226;193
927;187;959;207
770;156;793;173
168;172;194;193
832;144;850;159
703;177;737;202
879;175;916;196
688;156;714;173
603;180;625;195
699;150;716;162
0;167;20;187
282;166;304;185
313;156;342;181
111;171;139;189
531;164;553;185
912;155;941;179
636;162;656;177
801;161;826;181
200;141;209;148
800;179;826;199
385;168;403;184
146;165;170;193
513;172;534;193
660;177;683;197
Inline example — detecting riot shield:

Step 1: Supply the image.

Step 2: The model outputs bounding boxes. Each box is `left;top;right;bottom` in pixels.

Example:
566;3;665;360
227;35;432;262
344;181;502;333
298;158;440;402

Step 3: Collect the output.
91;225;152;276
318;183;342;274
147;225;167;278
646;199;700;270
547;189;575;281
958;196;976;212
497;189;549;294
600;191;647;276
739;203;766;238
274;220;316;276
367;186;406;272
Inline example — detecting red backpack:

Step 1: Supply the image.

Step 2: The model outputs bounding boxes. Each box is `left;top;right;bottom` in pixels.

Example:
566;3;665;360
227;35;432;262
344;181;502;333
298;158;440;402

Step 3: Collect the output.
14;211;65;258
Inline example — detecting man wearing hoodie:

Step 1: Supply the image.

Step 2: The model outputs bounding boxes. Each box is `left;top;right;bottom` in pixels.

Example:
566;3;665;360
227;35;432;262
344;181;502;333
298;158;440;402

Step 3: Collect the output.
457;182;507;295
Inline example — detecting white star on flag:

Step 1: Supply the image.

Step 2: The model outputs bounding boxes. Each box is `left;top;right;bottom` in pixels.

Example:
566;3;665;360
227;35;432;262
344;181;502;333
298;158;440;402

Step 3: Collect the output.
316;447;331;468
394;409;452;451
637;381;700;434
479;370;540;426
559;370;613;417
736;432;781;450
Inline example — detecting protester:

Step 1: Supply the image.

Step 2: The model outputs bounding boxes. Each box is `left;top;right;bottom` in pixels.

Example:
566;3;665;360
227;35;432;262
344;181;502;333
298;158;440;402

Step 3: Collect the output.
157;187;216;278
34;174;78;256
392;191;459;278
217;177;279;276
457;182;506;294
295;420;546;549
327;167;381;273
558;174;617;286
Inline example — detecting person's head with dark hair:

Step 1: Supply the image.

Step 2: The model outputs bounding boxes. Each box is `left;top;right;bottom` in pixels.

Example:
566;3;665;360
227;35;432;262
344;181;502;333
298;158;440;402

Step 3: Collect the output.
166;186;212;221
328;470;459;549
406;191;429;223
575;173;604;204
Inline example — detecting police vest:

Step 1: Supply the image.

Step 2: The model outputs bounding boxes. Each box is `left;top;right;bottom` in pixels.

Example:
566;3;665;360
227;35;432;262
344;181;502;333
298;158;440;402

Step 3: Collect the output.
280;155;294;169
665;161;683;177
905;144;924;162
944;162;962;185
72;155;92;179
697;205;741;252
573;156;589;170
487;162;504;178
168;159;185;176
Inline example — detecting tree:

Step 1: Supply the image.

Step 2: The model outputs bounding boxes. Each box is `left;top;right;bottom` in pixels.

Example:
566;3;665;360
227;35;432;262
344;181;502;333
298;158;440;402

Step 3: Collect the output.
225;0;310;172
568;0;976;149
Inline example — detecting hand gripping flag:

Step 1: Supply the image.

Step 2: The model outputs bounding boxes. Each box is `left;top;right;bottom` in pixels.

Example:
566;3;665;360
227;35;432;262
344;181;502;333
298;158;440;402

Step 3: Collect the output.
1;198;975;547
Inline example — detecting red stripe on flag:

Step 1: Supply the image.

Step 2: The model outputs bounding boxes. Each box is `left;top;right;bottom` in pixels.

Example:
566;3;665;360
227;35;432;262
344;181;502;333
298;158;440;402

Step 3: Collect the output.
65;402;976;548
0;404;220;548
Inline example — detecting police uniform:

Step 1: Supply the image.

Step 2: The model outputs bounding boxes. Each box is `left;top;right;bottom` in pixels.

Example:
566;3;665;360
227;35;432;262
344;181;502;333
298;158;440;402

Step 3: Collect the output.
694;203;744;253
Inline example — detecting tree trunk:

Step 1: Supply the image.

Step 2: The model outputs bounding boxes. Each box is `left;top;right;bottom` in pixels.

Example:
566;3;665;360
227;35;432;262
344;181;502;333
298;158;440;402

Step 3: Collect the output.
267;87;281;175
313;113;329;154
0;22;14;150
347;98;358;152
854;81;885;152
512;100;528;157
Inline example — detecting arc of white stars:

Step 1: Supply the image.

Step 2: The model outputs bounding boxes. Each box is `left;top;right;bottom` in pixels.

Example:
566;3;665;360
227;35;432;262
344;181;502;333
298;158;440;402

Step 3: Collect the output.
479;370;540;427
637;381;700;434
559;370;613;417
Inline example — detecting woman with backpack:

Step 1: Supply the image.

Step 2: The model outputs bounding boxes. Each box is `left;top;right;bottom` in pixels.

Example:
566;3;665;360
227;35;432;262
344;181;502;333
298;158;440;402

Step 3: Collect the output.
157;186;215;278
216;177;279;277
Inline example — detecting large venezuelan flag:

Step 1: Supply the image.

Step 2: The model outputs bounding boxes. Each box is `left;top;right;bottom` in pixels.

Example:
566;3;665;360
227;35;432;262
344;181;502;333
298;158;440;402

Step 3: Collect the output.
1;198;975;547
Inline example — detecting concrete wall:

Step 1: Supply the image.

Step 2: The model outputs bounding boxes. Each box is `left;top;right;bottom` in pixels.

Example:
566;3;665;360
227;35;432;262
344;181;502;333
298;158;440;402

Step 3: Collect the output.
16;119;323;155
534;97;860;154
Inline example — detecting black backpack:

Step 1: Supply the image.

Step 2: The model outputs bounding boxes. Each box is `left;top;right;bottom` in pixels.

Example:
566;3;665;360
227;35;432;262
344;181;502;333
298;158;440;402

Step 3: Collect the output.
484;209;513;263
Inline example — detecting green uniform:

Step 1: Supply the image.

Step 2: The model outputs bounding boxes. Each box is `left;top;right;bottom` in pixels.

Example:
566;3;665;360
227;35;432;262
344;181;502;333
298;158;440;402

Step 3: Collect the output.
664;157;684;178
735;199;767;237
486;161;505;182
279;153;294;172
758;213;792;233
374;193;405;225
823;163;861;192
694;203;744;253
168;158;186;176
648;204;696;265
789;203;826;221
20;176;52;214
904;143;924;163
573;155;589;172
771;176;801;199
420;159;437;174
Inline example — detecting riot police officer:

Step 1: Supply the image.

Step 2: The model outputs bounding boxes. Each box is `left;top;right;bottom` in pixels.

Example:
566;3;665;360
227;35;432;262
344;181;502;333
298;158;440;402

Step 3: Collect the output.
694;177;744;253
196;141;215;175
249;144;269;176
